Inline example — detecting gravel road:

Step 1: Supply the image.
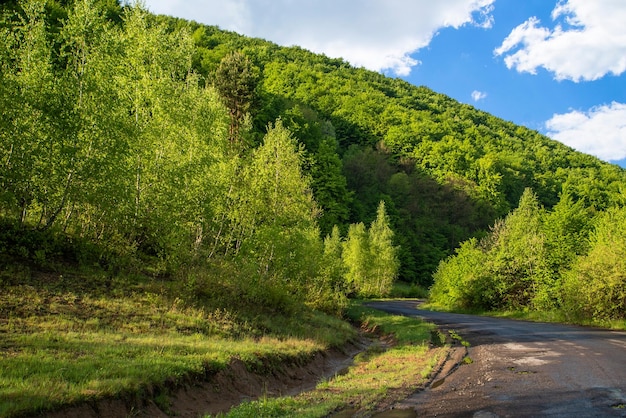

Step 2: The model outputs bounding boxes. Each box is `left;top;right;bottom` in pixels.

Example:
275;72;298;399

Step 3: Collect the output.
366;300;626;417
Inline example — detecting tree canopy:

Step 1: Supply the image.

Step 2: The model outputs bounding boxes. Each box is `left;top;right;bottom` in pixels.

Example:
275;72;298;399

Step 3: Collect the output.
2;0;626;322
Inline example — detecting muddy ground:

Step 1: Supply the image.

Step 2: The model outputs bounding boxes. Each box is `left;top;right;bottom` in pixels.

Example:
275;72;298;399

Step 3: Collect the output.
369;300;626;418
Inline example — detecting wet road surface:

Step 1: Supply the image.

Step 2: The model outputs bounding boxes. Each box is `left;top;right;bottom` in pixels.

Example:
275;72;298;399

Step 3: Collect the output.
366;300;626;417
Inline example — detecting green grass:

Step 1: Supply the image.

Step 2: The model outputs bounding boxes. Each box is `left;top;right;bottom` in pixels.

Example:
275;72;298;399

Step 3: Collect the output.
0;265;356;417
423;301;626;331
0;258;444;418
214;302;447;417
389;281;428;299
488;309;626;330
345;302;435;345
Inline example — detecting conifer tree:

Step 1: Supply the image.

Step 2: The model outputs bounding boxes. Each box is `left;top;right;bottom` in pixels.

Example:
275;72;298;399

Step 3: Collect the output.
367;201;399;297
321;225;345;287
309;225;348;314
342;222;370;296
214;51;259;142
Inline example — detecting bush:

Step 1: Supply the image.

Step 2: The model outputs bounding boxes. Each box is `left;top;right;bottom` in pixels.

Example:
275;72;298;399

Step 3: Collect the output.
390;281;428;298
429;238;493;310
562;207;626;321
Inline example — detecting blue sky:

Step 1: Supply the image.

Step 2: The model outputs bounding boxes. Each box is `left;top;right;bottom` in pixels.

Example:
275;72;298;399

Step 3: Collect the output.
142;0;626;167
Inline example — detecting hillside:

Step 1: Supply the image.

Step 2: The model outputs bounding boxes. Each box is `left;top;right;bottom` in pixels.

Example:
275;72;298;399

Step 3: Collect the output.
3;1;626;416
182;17;626;284
2;0;626;289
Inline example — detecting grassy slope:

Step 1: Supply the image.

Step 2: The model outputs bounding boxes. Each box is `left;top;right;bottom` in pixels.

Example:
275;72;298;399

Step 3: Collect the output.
0;262;356;417
0;259;447;418
217;304;447;417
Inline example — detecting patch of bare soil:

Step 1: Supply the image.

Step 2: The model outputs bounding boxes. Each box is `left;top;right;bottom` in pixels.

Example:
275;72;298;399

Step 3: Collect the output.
43;339;369;418
370;336;469;417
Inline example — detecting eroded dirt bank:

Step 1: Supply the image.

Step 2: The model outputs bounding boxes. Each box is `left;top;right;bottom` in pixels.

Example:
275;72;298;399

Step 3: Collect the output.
43;339;368;418
39;306;467;418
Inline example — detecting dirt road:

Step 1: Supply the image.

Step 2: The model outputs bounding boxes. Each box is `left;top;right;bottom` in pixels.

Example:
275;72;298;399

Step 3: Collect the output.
367;300;626;417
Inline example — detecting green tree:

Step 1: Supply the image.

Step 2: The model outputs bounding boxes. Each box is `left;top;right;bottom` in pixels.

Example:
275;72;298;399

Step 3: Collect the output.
321;225;346;287
310;225;348;315
53;0;129;234
214;51;259;142
562;207;626;321
233;120;321;297
312;135;352;235
367;201;398;297
430;238;492;310
0;0;57;226
341;202;398;298
430;188;552;311
117;3;203;260
543;192;592;281
342;222;370;297
486;188;551;310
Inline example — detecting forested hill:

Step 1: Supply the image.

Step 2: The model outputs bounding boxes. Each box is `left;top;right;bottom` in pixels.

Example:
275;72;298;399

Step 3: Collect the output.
183;15;626;283
1;0;625;301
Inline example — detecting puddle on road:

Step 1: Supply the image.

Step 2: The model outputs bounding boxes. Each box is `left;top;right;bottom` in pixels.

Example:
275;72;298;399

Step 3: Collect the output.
332;408;417;418
372;408;417;418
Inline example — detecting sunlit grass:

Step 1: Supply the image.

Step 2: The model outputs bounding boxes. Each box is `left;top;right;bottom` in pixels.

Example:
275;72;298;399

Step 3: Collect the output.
1;331;323;416
491;310;626;331
424;301;626;331
389;281;428;299
346;302;436;344
0;268;356;417
215;302;446;417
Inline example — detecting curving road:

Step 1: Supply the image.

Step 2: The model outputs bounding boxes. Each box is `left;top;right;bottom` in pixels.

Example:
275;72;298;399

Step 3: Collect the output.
367;300;626;417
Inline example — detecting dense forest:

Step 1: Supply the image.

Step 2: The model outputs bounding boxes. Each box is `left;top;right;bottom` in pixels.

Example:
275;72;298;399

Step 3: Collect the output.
2;0;626;322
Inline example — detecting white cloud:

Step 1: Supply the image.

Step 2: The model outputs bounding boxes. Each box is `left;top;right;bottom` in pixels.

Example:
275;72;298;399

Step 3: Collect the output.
546;102;626;161
142;0;496;76
494;0;626;82
471;90;487;101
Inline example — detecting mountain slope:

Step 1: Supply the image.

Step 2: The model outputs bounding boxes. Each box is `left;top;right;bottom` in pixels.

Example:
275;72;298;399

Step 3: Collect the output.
2;0;624;287
186;19;626;284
